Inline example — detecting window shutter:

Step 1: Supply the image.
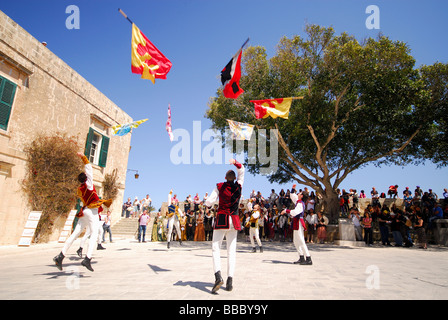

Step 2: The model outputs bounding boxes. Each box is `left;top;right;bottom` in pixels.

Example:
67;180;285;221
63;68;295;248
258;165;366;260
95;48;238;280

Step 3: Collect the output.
84;127;94;158
98;135;109;168
0;77;17;131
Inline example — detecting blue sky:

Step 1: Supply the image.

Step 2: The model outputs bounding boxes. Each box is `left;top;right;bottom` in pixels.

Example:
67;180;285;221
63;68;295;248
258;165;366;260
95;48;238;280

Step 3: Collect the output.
2;0;447;209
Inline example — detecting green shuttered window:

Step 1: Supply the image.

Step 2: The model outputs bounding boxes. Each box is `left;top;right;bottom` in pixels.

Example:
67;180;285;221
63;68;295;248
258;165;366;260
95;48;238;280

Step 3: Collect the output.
0;76;17;131
84;127;109;168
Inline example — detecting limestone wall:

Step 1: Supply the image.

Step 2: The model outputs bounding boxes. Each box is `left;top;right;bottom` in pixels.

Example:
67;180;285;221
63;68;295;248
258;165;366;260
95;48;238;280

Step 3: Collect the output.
0;10;132;245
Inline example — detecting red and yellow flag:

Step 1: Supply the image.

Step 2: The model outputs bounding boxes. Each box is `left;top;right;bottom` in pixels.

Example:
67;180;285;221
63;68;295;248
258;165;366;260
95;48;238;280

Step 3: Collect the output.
131;23;172;84
251;98;293;119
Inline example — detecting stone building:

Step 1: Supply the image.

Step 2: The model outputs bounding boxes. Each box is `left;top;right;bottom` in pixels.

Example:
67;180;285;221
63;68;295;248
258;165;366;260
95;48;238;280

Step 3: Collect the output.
0;10;132;245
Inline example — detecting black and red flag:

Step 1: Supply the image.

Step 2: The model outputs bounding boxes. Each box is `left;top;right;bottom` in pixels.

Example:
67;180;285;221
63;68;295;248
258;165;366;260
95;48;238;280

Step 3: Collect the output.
220;38;249;99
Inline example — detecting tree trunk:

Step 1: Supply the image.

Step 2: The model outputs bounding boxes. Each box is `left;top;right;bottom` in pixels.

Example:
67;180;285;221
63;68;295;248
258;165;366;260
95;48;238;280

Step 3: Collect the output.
320;190;340;223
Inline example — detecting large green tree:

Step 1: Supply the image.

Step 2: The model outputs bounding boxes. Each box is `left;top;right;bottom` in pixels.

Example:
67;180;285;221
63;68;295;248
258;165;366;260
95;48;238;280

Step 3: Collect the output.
205;25;447;222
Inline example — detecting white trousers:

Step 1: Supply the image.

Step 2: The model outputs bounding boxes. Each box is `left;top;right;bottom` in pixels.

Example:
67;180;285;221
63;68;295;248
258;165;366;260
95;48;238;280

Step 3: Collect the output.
212;219;238;277
62;208;99;259
249;227;262;247
167;217;181;242
80;221;104;248
293;224;310;257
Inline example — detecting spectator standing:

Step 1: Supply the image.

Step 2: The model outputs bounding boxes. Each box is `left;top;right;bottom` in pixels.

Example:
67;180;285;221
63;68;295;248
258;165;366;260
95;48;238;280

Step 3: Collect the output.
305;209;317;243
306;193;316;213
378;207;391;246
132;196;140;218
141;194;152;212
186;209;196;241
349;207;363;241
268;189;277;207
361;211;373;246
316;211;329;244
138;210;150;242
194;210;205;241
103;210;113;243
124;197;132;218
389;211;403;247
279;189;286;208
414;211;427;249
204;208;214;241
194;193;201;212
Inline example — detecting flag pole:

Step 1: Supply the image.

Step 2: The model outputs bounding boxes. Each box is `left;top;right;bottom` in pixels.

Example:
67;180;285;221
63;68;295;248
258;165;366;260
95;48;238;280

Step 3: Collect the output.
118;8;134;24
241;38;250;49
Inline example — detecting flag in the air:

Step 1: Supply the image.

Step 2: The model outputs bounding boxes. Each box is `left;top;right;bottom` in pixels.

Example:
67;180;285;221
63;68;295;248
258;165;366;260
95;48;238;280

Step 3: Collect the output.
250;98;293;119
226;119;254;140
131;23;172;84
112;119;148;136
166;104;174;142
221;48;244;99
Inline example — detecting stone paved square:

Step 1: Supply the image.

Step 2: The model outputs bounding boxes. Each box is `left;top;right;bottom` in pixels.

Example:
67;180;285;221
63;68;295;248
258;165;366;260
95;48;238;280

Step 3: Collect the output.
0;237;447;301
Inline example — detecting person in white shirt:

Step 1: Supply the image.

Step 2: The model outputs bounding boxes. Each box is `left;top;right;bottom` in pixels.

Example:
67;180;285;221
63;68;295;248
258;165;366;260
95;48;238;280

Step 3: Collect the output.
166;190;184;249
305;209;318;243
349;207;363;241
205;159;245;293
281;191;312;265
248;204;263;253
103;210;112;243
142;194;152;212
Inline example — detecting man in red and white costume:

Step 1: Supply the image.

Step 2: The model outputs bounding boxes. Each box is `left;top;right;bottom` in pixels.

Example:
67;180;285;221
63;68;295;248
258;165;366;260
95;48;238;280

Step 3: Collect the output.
281;190;312;265
205;159;244;293
53;152;111;272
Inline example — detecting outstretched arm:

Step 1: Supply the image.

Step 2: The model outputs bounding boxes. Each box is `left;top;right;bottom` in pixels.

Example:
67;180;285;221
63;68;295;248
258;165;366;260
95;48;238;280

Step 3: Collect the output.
230;159;245;187
168;190;173;206
77;152;93;191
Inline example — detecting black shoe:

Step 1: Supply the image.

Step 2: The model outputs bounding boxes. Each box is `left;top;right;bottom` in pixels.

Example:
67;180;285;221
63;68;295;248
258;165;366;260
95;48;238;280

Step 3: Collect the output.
81;257;94;272
226;277;233;291
53;252;65;271
76;247;83;258
179;240;183;246
294;255;305;264
167;242;170;249
252;247;257;253
300;256;313;265
212;271;224;294
259;246;263;253
97;243;106;250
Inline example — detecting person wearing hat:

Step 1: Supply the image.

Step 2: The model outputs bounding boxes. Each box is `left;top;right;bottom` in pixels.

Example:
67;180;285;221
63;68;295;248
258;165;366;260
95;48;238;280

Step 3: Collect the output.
205;159;245;293
247;204;263;253
281;190;312;265
166;190;184;249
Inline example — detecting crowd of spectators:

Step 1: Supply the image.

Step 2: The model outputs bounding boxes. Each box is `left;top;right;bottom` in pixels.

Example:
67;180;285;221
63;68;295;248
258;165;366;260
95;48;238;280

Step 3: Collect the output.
121;186;448;249
342;186;448;249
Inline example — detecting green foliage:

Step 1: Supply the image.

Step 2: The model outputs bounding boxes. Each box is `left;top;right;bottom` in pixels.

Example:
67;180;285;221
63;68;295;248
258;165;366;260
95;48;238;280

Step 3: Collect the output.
206;24;447;220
